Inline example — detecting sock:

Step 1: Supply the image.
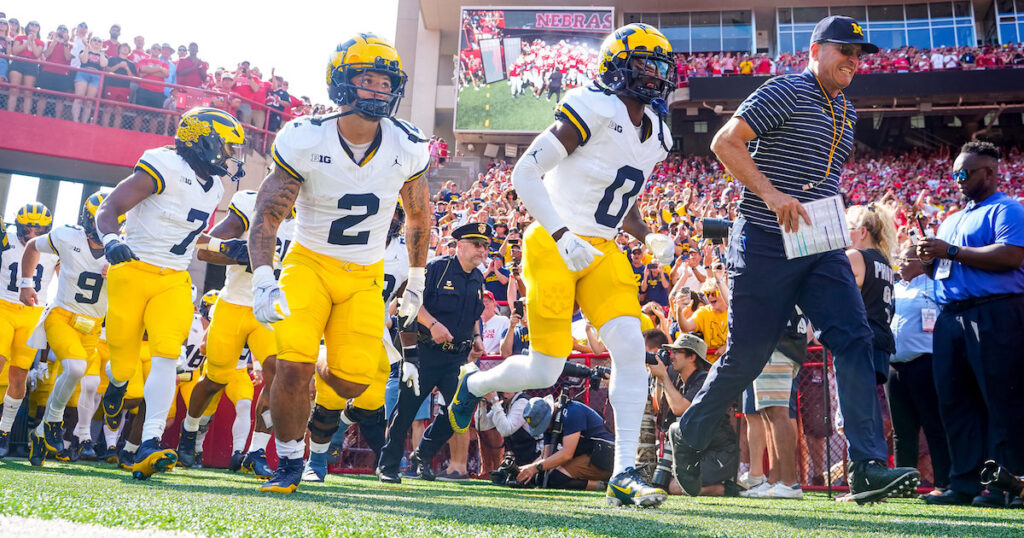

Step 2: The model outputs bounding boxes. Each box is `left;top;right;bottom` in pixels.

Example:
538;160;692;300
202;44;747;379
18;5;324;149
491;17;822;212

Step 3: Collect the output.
183;413;202;433
276;438;304;460
599;316;647;477
105;361;127;388
308;440;329;469
248;431;271;452
124;441;139;454
1;395;23;432
75;375;100;441
332;422;350;446
103;422;120;448
232;400;251;453
140;356;177;442
466;349;565;396
46;359;87;423
261;409;273;429
196;415;213;448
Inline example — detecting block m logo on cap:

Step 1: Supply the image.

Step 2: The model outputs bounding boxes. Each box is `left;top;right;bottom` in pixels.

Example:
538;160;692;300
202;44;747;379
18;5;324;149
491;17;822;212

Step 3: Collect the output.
851;22;863;37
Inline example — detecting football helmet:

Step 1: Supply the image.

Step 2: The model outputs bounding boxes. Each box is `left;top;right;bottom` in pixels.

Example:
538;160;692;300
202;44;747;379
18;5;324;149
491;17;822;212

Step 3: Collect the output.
174;107;246;181
200;289;219;319
15;202;53;243
597;23;675;105
327;33;407;119
81;193;124;244
388;203;405;240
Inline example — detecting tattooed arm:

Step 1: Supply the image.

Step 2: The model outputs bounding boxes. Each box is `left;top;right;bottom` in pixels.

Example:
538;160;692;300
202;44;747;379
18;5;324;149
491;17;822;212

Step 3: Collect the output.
400;176;431;268
249;165;300;269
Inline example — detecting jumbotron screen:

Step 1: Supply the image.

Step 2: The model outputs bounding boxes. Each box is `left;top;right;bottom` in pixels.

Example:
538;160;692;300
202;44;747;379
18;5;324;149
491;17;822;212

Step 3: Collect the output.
455;7;614;133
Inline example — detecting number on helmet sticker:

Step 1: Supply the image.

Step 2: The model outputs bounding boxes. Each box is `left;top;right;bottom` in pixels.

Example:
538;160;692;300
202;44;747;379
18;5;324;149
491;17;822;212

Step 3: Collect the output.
327;193;380;246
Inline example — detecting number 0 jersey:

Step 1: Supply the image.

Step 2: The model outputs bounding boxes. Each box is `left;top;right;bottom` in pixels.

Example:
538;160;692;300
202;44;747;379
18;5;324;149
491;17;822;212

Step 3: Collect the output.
0;228;57;304
127;146;226;271
217;190;295;308
549;86;669;239
34;225;109;318
270;116;429;265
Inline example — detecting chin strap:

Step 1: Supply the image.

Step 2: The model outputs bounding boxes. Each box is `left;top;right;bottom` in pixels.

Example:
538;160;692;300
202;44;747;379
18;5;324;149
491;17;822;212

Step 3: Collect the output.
309;109;357;126
650;97;673;153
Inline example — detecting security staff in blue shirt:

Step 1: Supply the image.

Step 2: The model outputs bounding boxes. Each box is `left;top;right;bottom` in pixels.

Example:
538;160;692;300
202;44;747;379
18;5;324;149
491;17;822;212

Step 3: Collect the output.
888;243;950;496
672;15;921;504
917;141;1024;507
377;222;488;483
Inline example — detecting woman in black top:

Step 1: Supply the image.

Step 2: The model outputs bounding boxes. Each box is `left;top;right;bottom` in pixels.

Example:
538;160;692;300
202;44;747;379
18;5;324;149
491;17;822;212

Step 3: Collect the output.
846;203;898;384
99;42;136;128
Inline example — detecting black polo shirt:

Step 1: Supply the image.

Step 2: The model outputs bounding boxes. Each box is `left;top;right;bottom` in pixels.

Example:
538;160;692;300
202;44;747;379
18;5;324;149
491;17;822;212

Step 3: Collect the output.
420;255;485;343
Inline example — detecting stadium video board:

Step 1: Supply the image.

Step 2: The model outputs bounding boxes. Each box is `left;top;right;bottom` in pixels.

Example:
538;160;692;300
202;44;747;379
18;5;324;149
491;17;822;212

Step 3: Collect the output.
455;6;614;133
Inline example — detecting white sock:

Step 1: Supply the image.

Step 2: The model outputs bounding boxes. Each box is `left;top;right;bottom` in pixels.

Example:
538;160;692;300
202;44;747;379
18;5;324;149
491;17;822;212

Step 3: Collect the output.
232;400;251;453
75;375;100;441
309;440;330;455
105;361;127;388
140;356;177;442
103;422;120;447
249;431;271;452
276;438;304;459
1;394;23;432
466;349;565;396
183;413;202;433
599;316;647;477
196;415;212;449
45;359;87;423
124;441;139;454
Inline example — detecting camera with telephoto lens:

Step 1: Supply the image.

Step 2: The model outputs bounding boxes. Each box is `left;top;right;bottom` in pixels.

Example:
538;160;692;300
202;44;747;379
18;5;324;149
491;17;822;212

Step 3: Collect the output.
491;453;536;488
651;445;675;491
702;218;733;245
561;362;610;388
981;460;1024;498
645;349;670;366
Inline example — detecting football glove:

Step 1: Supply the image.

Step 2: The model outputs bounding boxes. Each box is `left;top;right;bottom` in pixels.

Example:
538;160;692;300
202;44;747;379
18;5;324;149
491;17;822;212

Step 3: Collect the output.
401;345;421;397
219;239;250;266
644;233;675;265
555;232;603;272
251;265;289;329
397;267;425;330
102;235;138;265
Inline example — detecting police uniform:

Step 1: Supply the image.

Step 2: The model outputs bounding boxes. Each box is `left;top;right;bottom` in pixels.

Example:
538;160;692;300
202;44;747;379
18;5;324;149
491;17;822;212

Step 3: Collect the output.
378;223;485;472
0;228;57;371
524;84;667;357
106;146;225;381
269;115;428;386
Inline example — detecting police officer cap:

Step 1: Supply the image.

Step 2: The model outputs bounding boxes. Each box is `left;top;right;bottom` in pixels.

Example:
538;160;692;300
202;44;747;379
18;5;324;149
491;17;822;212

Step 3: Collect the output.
452;222;493;243
662;334;710;366
811;15;879;53
522;395;555;438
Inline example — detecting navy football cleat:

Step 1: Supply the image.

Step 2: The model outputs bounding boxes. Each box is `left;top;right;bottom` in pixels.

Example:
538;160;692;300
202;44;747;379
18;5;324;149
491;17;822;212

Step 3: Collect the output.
132;438;177;480
447;364;481;434
242;449;273;480
606;467;667;508
260;457;303;493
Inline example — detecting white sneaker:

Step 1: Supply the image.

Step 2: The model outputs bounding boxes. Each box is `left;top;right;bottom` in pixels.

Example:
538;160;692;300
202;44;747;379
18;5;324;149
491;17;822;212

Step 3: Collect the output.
740;481;774;498
738;472;766;490
764;482;804;499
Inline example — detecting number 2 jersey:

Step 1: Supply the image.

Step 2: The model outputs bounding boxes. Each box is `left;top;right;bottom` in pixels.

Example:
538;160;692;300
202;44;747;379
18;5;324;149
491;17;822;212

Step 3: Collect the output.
34;225;109;318
128;146;226;271
550;85;669;239
218;190;296;308
0;227;57;305
270;116;429;265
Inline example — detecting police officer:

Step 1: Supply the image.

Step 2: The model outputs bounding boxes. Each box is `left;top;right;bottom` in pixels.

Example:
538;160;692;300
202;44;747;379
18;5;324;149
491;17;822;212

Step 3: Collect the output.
672;15;921;504
376;222;489;483
917;141;1024;508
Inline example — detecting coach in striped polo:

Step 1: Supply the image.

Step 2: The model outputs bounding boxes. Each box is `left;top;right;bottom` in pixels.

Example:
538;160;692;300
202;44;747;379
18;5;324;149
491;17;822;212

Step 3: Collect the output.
670;16;921;504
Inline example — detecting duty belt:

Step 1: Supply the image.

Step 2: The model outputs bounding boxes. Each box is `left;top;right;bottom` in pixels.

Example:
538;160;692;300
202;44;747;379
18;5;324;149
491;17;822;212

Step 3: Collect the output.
942;292;1022;314
418;334;474;355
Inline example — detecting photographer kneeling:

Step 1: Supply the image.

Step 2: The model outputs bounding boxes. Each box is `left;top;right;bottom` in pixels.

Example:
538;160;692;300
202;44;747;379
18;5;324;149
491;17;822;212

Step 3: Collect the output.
512;395;614;491
650;335;740;496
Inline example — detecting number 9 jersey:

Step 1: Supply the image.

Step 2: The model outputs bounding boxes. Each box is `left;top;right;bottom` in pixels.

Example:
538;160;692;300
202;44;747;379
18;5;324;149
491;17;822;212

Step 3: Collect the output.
127;147;226;271
270;117;429;265
33;225;109;319
549;85;668;239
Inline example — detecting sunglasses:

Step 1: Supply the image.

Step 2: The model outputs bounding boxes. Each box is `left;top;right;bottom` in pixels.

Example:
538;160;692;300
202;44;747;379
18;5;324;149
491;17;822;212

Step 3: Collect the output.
825;41;868;60
896;256;921;263
706;290;720;298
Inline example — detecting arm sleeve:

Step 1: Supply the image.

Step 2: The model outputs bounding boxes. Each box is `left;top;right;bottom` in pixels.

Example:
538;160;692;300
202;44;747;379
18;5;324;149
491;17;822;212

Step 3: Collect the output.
510;130;569;234
734;77;799;138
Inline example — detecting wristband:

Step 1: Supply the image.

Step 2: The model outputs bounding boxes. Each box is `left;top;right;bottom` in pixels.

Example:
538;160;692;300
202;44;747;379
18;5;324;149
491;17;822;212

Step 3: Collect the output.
535;462;544;472
17;278;34;289
429;320;438;329
205;237;223;252
102;233;120;247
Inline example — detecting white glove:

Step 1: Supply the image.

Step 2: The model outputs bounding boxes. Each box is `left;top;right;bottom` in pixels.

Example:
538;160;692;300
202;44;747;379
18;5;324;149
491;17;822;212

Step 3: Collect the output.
645;233;675;265
251;265;290;329
555;232;603;272
401;361;421;397
398;267;425;329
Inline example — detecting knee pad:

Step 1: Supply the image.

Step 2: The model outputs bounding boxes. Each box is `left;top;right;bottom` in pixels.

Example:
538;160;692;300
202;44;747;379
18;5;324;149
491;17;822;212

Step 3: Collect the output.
62;359;88;380
308;403;341;440
598;316;644;357
342;400;384;426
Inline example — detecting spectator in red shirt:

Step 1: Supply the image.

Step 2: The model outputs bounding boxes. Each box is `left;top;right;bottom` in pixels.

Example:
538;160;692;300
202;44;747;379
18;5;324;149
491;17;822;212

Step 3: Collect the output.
6;18;20;39
210;72;240;115
175;42;207;89
129;35;148;64
102;24;120;57
100;42;136;129
7;20;44;113
438;138;449;166
38;24;74;118
231;60;263;126
754;55;771;75
134;43;169;133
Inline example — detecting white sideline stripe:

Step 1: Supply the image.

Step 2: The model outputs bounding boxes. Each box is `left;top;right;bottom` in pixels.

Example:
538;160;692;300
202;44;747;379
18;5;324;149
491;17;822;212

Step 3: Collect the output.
0;515;202;537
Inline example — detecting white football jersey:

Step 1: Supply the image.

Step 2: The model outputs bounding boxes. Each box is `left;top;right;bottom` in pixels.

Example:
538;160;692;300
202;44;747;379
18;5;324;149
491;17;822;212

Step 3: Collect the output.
126;147;226;271
218;191;295;308
0;228;58;304
180;312;206;372
35;225;109;318
548;86;669;239
382;236;409;304
270;116;430;265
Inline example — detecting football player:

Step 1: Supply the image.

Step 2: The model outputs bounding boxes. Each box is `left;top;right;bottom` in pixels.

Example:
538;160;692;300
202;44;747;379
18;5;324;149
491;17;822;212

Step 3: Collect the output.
302;204;408;482
177;189;292;478
170;291;213;468
95;107;245;480
19;194;117;465
447;23;677;508
247;34;431;493
0;203;58;459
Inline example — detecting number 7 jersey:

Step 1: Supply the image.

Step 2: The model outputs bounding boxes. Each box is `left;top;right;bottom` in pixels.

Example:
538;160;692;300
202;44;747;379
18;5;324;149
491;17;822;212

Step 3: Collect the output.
548;86;669;239
126;146;225;271
270;116;429;265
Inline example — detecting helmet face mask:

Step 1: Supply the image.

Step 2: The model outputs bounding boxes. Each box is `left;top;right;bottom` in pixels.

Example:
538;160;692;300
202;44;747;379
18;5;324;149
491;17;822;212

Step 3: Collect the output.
327;34;407;119
598;24;675;105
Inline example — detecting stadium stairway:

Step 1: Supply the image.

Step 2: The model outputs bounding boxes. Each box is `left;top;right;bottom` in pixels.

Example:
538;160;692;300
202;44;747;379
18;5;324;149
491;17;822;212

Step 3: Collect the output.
428;156;480;192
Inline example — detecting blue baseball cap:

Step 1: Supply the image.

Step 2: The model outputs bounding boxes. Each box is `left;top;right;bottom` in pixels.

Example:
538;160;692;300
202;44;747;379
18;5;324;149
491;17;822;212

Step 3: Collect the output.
522;396;554;438
811;16;878;54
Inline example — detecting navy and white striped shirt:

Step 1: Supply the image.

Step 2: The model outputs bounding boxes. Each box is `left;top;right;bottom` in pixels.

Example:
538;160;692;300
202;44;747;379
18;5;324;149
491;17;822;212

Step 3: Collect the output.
734;69;857;234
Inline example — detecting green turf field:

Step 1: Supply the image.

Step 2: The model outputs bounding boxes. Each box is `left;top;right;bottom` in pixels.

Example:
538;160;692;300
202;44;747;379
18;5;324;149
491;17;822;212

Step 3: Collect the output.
455;80;561;131
1;461;1019;537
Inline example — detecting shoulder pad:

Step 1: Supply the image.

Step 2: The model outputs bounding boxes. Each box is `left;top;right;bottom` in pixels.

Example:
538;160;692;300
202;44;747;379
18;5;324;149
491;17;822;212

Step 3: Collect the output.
275;117;323;151
389;118;428;144
561;87;616;121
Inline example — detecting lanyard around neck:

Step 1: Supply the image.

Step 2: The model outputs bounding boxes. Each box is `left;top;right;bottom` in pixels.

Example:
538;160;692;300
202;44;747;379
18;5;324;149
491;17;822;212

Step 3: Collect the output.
803;76;848;191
